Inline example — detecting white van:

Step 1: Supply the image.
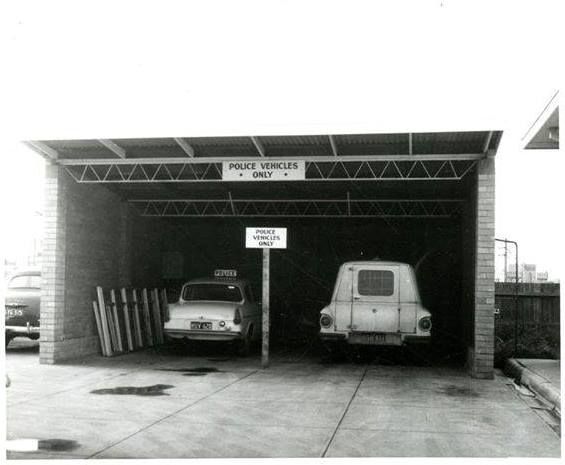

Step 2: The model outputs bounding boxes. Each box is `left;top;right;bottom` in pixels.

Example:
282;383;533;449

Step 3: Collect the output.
319;261;432;346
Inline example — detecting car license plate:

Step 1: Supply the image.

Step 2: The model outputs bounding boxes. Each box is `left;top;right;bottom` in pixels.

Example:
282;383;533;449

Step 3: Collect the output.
6;309;23;317
190;321;212;330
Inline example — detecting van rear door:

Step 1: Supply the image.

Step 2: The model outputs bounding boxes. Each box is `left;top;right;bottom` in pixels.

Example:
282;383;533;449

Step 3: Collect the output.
351;265;399;333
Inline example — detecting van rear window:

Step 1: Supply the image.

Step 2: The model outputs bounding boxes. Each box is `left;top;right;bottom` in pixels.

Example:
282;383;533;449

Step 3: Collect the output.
358;270;394;296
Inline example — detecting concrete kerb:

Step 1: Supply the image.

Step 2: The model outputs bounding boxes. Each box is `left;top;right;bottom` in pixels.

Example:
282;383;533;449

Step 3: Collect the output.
504;359;561;416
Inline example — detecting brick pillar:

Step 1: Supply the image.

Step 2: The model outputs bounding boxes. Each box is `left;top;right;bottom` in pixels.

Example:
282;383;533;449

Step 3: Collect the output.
470;156;496;378
40;164;68;364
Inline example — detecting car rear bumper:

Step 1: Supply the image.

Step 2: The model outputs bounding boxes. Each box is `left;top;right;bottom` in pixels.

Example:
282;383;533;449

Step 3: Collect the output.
164;329;242;342
319;332;347;341
5;324;40;336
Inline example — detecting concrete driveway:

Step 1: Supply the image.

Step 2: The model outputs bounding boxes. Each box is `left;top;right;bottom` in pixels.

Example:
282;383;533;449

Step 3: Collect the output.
5;340;561;458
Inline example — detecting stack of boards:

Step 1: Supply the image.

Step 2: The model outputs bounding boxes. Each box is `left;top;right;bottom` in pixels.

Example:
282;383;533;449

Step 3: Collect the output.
92;287;168;357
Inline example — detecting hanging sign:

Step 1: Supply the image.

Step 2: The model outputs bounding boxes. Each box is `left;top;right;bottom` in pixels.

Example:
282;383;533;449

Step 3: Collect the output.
223;161;305;181
245;227;287;249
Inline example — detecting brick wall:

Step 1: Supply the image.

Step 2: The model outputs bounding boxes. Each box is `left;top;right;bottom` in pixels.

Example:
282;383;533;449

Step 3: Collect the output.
40;165;172;363
470;156;496;378
40;165;129;363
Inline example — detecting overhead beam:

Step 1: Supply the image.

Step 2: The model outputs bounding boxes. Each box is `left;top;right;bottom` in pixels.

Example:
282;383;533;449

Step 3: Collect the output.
63;158;478;183
173;137;195;157
23;141;59;160
99;139;126;159
329;135;339;156
250;136;266;157
58;153;484;165
129;198;464;218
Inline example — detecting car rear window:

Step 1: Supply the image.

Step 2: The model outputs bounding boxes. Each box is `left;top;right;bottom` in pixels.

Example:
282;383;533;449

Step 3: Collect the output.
358;270;394;296
8;275;41;289
182;283;243;302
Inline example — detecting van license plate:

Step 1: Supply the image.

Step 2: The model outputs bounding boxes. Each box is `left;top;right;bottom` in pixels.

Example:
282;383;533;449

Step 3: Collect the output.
191;322;212;330
349;333;401;345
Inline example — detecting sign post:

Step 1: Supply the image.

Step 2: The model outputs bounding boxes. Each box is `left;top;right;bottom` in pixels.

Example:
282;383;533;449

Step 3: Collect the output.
245;227;287;368
262;248;270;368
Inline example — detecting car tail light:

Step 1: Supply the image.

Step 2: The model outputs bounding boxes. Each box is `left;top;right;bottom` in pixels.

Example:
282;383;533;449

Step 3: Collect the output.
418;317;432;332
320;314;333;328
233;308;242;325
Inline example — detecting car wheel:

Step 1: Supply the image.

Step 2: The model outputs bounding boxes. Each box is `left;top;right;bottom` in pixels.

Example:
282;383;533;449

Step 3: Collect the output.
5;334;14;348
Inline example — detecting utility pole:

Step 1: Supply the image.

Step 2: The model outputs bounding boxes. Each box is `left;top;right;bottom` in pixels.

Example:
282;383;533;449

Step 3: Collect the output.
503;239;508;282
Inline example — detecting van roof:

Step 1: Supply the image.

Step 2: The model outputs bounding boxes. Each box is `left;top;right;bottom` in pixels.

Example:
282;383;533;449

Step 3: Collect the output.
341;260;414;268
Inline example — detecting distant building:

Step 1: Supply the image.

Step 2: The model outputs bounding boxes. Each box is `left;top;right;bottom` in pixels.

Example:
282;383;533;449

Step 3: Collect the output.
505;263;551;283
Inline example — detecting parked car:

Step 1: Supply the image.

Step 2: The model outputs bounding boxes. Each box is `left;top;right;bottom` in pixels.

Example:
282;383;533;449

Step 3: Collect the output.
4;268;41;347
319;260;432;346
163;271;261;354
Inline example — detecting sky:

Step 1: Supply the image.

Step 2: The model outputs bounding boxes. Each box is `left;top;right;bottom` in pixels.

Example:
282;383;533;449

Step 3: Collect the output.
1;0;563;278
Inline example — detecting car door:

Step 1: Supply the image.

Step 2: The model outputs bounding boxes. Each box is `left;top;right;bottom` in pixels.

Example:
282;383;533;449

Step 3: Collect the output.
351;265;399;333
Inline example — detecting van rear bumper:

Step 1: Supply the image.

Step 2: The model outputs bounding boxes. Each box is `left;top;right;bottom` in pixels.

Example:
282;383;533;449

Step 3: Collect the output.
320;331;431;345
319;332;347;341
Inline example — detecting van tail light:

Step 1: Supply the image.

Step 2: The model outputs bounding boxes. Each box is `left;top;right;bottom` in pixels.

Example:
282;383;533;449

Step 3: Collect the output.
234;308;242;325
320;314;333;328
418;317;432;332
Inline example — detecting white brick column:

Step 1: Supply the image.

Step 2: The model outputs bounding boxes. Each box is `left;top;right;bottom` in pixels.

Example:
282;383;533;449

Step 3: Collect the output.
40;164;68;364
471;156;496;378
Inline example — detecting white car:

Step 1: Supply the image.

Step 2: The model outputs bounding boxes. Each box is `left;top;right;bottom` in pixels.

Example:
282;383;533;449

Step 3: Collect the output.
164;275;261;354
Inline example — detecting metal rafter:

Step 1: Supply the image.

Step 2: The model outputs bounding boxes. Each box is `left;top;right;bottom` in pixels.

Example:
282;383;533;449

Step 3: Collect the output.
250;136;266;157
62;158;479;183
482;131;493;154
99;139;126;158
129;198;463;218
329;135;339;156
173;137;195;157
23;141;59;160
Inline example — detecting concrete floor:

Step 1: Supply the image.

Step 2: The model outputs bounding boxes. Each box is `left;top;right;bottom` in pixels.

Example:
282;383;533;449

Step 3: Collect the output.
4;339;561;458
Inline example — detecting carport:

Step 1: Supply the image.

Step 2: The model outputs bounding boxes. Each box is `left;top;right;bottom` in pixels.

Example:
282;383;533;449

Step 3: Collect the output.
26;131;500;378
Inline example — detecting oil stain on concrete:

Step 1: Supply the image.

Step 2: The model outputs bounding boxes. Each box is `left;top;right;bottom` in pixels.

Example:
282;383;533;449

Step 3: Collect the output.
440;384;480;397
155;367;222;377
90;384;174;396
38;439;80;452
6;438;79;453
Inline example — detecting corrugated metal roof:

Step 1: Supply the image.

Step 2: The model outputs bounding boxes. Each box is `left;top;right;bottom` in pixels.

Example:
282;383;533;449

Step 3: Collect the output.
30;131;503;161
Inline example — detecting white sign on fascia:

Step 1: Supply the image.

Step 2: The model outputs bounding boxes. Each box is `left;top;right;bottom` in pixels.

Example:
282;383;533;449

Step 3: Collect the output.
245;227;287;249
223;160;305;181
